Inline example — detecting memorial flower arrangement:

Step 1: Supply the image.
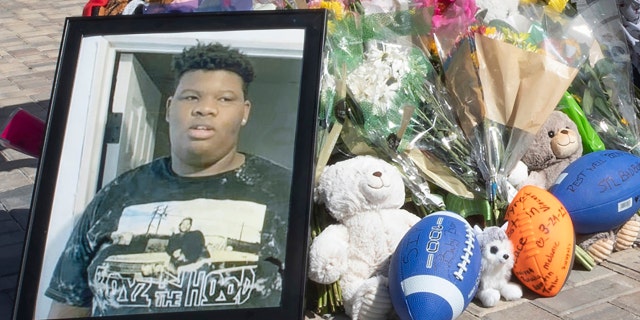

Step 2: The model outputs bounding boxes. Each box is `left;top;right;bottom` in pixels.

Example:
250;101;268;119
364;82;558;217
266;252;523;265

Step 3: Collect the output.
312;0;598;219
433;2;594;222
305;0;640;315
566;0;640;155
308;0;486;314
312;0;486;210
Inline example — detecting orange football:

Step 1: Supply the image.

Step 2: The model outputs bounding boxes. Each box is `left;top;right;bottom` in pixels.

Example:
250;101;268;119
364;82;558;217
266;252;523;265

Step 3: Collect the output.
504;185;575;297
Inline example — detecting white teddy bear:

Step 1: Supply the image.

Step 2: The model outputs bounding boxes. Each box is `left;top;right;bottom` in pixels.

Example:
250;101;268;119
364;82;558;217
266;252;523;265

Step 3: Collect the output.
308;155;421;320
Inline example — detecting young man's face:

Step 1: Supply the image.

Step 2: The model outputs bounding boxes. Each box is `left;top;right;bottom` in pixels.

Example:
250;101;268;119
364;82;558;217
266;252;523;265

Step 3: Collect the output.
179;219;192;232
166;69;251;173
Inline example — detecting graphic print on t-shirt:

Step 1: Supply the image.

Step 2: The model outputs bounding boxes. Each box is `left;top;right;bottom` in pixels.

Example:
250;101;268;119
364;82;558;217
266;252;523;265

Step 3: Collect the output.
90;198;266;310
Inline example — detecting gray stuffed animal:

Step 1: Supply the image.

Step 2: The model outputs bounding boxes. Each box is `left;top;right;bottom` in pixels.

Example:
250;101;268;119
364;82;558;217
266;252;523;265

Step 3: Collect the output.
518;111;583;190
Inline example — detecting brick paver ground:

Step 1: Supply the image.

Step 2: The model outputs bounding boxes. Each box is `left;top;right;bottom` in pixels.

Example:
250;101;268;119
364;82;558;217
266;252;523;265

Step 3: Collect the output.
1;0;640;320
308;249;640;320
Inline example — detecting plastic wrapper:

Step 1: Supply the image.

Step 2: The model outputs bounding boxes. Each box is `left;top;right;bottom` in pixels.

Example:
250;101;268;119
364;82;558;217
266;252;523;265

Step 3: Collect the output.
557;91;606;153
314;5;485;208
314;4;365;181
414;0;479;60
569;0;640;155
437;3;594;221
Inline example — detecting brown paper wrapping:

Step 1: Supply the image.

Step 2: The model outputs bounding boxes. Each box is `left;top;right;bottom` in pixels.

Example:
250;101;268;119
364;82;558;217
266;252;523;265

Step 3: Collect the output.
444;38;485;140
438;33;581;201
475;34;579;134
446;34;579;136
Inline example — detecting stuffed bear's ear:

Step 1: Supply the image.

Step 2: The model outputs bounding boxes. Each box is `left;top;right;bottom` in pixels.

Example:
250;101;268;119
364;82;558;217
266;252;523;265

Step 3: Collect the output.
313;181;327;204
473;225;483;235
313;166;329;204
500;221;509;232
313;185;322;204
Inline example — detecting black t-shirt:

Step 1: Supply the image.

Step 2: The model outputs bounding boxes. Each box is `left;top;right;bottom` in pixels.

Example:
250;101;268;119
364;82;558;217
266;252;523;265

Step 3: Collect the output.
166;229;210;266
46;155;291;316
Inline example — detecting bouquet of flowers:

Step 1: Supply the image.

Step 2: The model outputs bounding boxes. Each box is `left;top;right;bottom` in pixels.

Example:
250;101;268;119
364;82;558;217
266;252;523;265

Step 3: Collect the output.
308;1;486;313
568;0;640;155
436;2;594;222
314;0;486;209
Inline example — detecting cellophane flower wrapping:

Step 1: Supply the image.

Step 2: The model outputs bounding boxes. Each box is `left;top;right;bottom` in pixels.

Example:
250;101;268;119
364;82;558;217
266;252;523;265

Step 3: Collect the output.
414;0;478;58
349;39;485;199
316;2;487;208
437;3;594;221
569;0;640;155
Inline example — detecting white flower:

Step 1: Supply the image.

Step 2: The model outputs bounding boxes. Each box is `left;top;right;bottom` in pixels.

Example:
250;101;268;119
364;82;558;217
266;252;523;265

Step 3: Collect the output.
346;41;411;115
476;0;519;22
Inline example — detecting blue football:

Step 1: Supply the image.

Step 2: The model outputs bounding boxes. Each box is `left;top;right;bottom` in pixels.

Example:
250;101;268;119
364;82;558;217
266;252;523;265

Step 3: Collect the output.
550;150;640;234
389;211;481;320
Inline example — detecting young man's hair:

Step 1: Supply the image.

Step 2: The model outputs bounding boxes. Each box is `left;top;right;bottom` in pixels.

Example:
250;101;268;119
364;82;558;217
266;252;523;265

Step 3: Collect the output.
172;42;255;97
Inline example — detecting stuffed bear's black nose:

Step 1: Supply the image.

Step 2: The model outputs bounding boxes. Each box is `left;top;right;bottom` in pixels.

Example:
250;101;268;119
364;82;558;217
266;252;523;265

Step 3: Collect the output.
373;171;382;177
503;254;510;260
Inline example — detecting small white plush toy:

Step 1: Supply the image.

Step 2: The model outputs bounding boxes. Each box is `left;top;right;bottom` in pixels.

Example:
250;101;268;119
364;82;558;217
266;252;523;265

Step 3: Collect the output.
308;155;421;320
473;223;522;307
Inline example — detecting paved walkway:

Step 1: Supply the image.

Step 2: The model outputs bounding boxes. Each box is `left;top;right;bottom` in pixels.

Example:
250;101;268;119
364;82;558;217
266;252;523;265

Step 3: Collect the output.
0;0;639;320
307;248;640;319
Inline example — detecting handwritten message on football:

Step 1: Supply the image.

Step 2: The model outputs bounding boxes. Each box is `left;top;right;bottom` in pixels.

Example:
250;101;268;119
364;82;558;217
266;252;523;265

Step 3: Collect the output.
504;185;575;297
550;150;640;234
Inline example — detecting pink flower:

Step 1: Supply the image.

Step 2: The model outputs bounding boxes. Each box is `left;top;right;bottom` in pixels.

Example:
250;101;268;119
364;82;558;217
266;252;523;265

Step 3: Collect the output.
413;0;478;32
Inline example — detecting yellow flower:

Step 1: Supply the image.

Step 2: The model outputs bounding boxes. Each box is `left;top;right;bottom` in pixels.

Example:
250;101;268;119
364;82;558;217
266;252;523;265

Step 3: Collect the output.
320;0;345;20
547;0;568;13
428;38;439;56
327;20;337;33
483;26;497;36
518;0;567;13
503;29;532;49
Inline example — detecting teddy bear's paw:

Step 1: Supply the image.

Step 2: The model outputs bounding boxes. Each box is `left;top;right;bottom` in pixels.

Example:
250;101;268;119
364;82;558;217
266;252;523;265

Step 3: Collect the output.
477;288;501;307
308;262;342;284
500;282;522;301
587;238;614;264
308;235;349;284
307;253;345;284
614;218;640;251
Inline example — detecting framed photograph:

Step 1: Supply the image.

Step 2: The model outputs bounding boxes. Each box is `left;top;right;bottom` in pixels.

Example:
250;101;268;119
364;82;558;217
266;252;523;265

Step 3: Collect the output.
14;9;327;320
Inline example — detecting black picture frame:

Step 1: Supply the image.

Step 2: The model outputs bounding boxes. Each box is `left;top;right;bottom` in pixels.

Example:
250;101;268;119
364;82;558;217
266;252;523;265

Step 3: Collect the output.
14;9;326;320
